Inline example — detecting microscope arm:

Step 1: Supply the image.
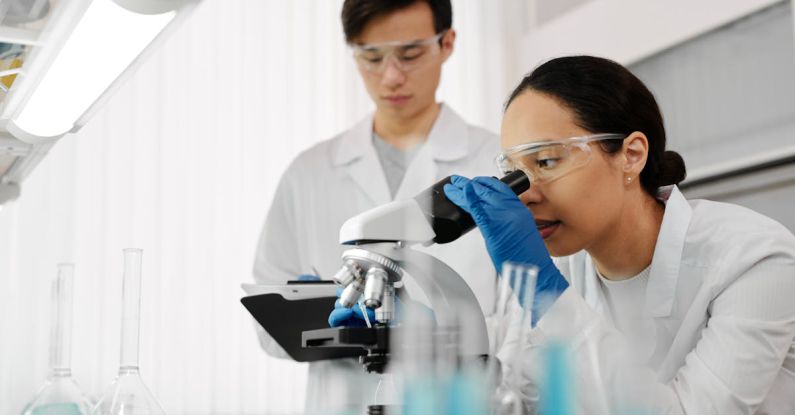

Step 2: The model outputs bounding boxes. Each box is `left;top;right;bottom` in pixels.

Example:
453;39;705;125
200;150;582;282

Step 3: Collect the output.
364;243;489;357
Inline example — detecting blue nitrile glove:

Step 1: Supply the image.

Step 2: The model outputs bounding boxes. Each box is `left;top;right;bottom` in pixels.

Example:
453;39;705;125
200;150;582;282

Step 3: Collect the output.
443;175;569;325
328;286;377;328
297;274;321;281
327;288;435;327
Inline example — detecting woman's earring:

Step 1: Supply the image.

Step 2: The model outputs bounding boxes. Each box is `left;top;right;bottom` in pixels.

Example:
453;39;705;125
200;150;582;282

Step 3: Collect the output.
626;176;632;184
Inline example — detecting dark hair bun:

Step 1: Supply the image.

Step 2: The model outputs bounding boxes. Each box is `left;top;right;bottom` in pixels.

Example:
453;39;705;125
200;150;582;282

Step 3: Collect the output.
657;150;687;186
508;56;691;194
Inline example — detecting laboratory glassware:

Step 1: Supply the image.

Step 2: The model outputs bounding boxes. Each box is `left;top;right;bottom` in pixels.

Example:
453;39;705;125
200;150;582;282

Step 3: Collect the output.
93;249;165;415
21;263;92;415
491;262;538;415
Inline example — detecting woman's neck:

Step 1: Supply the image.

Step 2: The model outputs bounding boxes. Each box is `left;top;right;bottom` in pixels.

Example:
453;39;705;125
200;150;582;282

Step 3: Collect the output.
589;192;665;281
373;102;441;150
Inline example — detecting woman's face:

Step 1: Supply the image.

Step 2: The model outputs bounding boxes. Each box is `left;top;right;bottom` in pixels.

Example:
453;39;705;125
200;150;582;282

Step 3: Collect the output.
501;90;626;257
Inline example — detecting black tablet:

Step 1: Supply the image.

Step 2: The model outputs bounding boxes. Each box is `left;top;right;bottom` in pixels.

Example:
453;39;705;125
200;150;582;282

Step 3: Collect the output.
240;283;367;362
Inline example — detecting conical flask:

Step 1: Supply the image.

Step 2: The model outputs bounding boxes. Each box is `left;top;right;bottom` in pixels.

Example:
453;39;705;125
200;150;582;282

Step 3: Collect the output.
93;249;165;415
21;263;92;415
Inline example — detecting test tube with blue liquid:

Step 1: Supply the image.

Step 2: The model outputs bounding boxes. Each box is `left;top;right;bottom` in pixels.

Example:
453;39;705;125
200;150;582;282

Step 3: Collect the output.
20;264;92;415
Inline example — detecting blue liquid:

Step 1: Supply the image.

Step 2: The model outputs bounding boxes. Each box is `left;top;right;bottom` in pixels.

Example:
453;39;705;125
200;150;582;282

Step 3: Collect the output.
540;343;572;415
31;403;84;415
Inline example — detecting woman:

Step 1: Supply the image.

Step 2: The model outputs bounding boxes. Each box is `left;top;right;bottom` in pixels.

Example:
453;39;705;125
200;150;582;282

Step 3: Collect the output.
444;56;795;414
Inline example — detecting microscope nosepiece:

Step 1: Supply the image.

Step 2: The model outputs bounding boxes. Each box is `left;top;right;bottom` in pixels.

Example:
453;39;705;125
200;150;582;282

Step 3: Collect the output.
363;267;388;308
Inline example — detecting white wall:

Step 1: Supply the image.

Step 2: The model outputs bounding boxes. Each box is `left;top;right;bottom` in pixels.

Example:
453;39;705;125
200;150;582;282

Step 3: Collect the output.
519;0;782;69
0;0;523;413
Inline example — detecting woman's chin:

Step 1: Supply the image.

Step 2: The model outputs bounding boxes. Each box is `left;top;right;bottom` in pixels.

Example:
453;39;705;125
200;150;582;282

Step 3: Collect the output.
545;237;581;258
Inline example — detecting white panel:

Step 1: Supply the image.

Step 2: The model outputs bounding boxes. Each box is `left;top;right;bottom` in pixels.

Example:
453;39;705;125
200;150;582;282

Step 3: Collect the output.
519;0;782;70
630;3;795;182
633;2;795;232
682;163;795;232
534;0;593;26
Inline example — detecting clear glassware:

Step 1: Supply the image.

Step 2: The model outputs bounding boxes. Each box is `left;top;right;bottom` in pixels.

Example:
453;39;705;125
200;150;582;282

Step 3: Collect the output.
21;263;92;415
391;300;441;414
93;249;165;415
492;262;538;415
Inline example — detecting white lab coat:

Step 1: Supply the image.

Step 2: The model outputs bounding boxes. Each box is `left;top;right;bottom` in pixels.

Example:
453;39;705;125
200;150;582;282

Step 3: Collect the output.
253;104;500;414
506;185;795;414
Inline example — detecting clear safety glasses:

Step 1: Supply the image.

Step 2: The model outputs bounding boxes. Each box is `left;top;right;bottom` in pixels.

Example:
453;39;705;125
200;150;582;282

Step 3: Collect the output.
495;133;626;185
351;31;446;74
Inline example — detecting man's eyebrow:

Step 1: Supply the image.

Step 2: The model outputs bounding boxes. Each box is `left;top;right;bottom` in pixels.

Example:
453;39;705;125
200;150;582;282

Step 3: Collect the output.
356;37;428;49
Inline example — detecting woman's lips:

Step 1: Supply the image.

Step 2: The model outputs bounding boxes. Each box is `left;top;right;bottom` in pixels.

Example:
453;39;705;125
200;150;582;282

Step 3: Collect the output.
535;220;560;239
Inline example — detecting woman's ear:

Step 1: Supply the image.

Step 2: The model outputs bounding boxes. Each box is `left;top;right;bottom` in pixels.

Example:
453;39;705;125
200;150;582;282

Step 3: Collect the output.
622;131;648;182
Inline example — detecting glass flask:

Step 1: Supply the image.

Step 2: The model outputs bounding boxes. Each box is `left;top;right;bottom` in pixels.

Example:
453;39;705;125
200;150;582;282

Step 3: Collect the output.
93;249;165;415
21;263;92;415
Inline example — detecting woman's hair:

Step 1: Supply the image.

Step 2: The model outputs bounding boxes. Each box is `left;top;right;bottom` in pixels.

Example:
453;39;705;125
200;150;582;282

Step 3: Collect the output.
506;55;686;196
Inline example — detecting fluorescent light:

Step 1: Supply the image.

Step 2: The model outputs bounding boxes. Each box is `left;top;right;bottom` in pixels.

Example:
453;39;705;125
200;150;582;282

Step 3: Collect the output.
11;0;174;139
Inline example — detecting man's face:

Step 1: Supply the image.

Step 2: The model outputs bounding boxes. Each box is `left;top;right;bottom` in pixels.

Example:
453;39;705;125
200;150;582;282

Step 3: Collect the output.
352;1;453;119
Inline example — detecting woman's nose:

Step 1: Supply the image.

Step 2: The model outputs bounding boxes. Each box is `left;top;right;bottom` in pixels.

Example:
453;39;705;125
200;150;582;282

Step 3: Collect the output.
517;184;543;205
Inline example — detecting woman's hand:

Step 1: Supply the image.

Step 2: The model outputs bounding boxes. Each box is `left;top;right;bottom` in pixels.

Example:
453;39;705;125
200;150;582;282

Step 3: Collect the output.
444;175;569;324
328;286;377;327
328;287;434;327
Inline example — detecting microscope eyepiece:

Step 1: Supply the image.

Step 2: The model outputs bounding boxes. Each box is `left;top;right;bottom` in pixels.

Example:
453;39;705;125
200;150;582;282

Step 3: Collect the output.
414;170;530;244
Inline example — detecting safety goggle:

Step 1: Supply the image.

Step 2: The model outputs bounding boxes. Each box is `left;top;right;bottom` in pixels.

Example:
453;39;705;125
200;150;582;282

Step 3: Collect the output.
495;133;626;185
351;31;446;74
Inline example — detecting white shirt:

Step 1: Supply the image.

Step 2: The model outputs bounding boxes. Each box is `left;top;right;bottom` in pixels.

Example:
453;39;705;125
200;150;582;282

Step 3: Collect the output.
598;266;652;346
510;186;795;414
253;104;500;414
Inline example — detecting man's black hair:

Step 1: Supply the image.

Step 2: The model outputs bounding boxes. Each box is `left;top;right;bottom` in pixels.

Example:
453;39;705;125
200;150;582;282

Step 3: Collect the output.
341;0;452;43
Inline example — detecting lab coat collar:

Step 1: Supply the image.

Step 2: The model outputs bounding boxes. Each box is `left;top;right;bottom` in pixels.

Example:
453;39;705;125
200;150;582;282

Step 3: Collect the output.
331;113;374;167
645;185;692;318
391;104;472;200
330;113;391;206
330;104;472;206
330;103;470;167
426;104;469;162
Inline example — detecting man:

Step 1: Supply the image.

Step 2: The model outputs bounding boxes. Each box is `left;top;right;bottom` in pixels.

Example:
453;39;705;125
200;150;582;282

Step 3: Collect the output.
253;0;498;412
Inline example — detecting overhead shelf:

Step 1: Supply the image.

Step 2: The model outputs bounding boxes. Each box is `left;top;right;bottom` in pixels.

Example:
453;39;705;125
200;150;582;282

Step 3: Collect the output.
0;26;42;45
0;0;54;204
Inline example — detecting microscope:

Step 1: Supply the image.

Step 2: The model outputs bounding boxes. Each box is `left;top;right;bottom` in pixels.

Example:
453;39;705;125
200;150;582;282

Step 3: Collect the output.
302;171;530;374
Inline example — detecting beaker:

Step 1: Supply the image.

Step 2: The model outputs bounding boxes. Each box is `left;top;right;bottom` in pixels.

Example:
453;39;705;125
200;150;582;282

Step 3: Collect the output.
21;263;92;415
93;249;165;415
